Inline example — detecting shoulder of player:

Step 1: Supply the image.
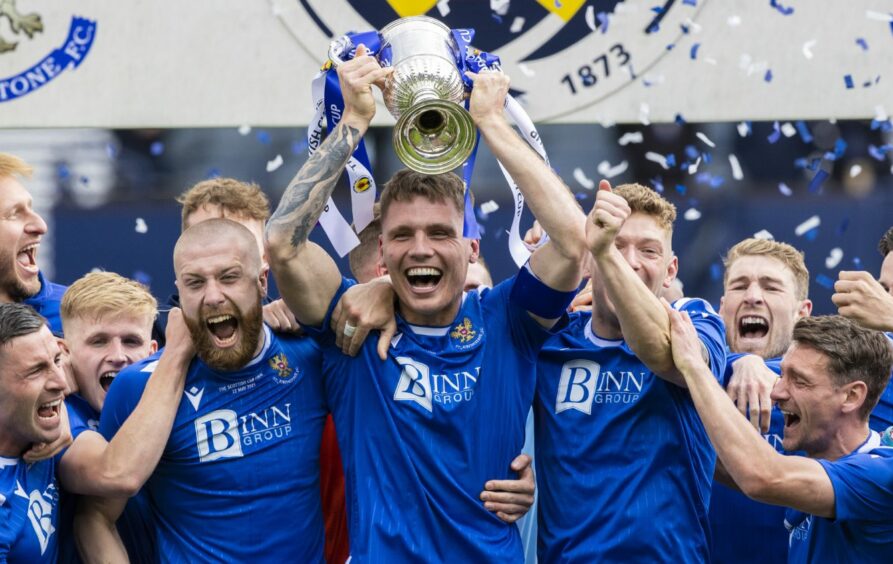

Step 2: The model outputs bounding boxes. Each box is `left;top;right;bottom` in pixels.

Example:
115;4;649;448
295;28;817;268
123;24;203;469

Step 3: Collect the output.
671;297;719;316
270;331;322;360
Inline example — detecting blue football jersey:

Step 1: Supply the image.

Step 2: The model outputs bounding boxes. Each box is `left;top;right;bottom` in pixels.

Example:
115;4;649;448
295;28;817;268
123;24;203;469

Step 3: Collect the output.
786;432;893;563
710;355;789;564
100;326;327;563
58;395;156;564
534;297;727;562
23;271;66;336
306;275;555;562
0;456;59;563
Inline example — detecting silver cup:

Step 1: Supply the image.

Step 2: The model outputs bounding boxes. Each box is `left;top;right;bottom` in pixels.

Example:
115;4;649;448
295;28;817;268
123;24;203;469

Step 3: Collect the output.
329;16;476;175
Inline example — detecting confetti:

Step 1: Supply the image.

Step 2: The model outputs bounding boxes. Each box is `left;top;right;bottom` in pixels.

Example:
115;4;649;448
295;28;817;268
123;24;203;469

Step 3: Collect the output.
683;208;701;221
781;122;797;137
149;141;164;156
597;160;629;179
728;154;744;180
865;10;893;22
645;152;670;169
695;131;716;148
815;274;835;290
710;262;723;281
837;218;849;236
844;75;854;89
683;0;697;5
778;182;793;196
480;200;499;214
727;15;742;26
802;39;816;59
767;121;782;144
639;103;651;125
105;143;118;159
675;184;687;196
795;121;814;143
292;140;308;155
825;248;843;269
690;43;701;60
256;131;272;144
585;6;597;31
618;132;644;146
517;63;535;77
266;154;284;172
795;215;820;237
133;271;152;288
135;218;148;234
573;167;596;189
651;176;665;193
856;38;869;51
238;125;251;136
764;69;773;82
436;0;451;17
868;144;893;161
675;114;687;125
737;121;752;137
808;169;829;193
687;157;702;175
491;0;510;16
850;164;863;177
753;229;774;240
769;0;794;16
852;257;863;269
510;17;525;33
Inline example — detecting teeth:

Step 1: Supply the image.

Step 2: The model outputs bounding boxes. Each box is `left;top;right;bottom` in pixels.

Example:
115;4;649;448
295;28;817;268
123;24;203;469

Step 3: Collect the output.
207;314;234;324
40;399;62;409
740;316;768;326
21;243;38;254
407;267;442;277
100;371;118;379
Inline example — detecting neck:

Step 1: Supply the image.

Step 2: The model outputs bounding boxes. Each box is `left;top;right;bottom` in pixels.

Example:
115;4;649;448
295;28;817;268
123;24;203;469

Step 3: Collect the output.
0;433;26;459
398;298;461;327
811;420;871;461
590;310;623;340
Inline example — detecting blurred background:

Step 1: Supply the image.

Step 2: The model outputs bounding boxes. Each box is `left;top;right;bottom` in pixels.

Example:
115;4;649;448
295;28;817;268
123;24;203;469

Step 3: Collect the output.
2;116;890;312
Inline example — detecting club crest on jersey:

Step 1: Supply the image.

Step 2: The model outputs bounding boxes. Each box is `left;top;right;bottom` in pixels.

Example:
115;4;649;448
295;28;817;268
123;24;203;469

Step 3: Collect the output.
450;317;482;351
269;353;298;384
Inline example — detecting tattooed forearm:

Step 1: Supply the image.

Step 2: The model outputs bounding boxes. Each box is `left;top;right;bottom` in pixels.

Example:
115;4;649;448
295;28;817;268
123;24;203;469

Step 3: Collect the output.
267;122;361;248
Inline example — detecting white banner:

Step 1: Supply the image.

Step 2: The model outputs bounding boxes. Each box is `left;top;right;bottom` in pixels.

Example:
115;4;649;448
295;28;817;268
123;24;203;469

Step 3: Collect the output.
0;0;890;127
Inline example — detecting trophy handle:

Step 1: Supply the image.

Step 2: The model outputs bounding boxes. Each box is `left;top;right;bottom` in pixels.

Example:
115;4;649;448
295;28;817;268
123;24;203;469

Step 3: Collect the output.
327;35;353;68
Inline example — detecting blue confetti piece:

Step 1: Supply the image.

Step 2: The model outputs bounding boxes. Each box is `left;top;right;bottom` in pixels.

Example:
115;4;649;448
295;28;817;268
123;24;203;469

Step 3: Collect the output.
651;6;665;14
132;271;152;288
795;121;813;143
804;227;819;242
684;145;699;159
491;14;503;24
664;43;674;50
206;167;221;179
292;140;308;155
793;157;809;170
844;74;854;89
856;38;869;51
808;169;829;193
149;141;164;157
683;0;697;5
837;218;849;236
675;114;686;125
767;121;782;144
680;23;690;34
871;119;893;132
256;131;272;144
596;12;609;33
666;154;677;167
709;175;725;189
105;143;118;159
764;69;773;82
815;274;834;289
710;262;723;281
690;43;701;59
574;192;589;201
695;172;711;185
852;256;862;269
57;163;70;180
769;0;794;15
868;144;893;161
651;176;665;193
833;137;847;158
675;184;687;195
702;152;712;165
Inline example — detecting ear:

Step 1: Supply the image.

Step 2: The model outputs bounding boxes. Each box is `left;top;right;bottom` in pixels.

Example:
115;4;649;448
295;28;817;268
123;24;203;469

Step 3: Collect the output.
797;299;813;318
56;337;70;356
469;238;480;264
718;295;726;316
377;235;385;270
840;380;868;417
663;255;679;289
258;265;269;295
148;340;159;355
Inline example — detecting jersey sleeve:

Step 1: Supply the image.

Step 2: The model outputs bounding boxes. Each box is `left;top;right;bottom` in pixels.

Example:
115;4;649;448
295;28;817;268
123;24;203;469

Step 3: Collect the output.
98;364;151;441
299;277;357;346
485;272;566;362
673;298;727;383
819;449;893;522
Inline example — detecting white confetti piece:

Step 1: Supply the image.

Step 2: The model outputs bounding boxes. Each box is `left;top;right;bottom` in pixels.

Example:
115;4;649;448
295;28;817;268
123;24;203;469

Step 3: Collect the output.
266;154;284;172
825;247;843;269
704;57;718;65
695;131;716;148
510;16;525;33
781;122;797;137
687;156;702;175
639;103;651;126
645;152;669;170
684;208;702;221
728;154;743;180
778;182;792;196
517;63;535;77
490;0;510;16
850;164;863;177
135;218;148;234
597;160;629;179
573;167;596;189
618;132;643;146
739;53;752;70
585;5;598;31
727;15;741;26
737;122;750;137
90;267;103;273
238;125;251;136
753;229;774;240
875;105;889;122
866;10;893;22
436;0;451;17
802;39;816;59
795;215;821;236
480;200;499;214
683;18;702;34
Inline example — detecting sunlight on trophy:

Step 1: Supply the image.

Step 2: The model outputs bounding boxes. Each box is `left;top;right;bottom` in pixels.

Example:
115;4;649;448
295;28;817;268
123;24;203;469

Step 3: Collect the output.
328;16;476;175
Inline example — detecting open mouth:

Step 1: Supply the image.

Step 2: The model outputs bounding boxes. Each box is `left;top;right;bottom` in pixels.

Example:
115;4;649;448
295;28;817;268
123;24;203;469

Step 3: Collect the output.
206;313;239;346
99;371;118;392
405;267;442;290
782;410;801;430
37;398;62;421
738;315;769;340
16;243;39;274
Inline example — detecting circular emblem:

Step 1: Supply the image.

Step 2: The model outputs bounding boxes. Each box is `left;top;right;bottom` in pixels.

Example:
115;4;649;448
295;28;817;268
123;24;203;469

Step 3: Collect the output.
281;0;707;122
353;176;371;193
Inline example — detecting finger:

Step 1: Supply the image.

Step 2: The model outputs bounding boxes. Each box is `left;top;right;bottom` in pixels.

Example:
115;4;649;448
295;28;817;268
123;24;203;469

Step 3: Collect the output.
837;271;870;282
510;453;531;472
833;280;857;293
480;489;535;504
377;320;396;361
759;391;772;434
484;500;533;514
354;43;368;57
485;479;534;494
597;179;613;192
830;293;850;307
496;511;522;524
283;308;301;332
747;389;761;430
347;323;372;357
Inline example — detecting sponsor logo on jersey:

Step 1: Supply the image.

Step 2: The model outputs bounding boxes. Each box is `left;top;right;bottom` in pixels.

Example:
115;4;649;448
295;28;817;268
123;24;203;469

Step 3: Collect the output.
194;403;293;462
393;356;480;412
556;359;646;414
13;479;58;555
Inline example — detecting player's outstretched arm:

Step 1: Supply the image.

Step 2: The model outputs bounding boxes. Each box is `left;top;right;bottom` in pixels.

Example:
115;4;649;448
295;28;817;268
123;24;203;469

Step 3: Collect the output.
266;44;391;327
664;299;836;518
587;182;683;384
58;308;193;498
75;496;129;564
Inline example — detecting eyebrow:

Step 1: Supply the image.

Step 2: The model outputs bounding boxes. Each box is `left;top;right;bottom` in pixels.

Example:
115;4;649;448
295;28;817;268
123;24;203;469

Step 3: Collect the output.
728;274;786;285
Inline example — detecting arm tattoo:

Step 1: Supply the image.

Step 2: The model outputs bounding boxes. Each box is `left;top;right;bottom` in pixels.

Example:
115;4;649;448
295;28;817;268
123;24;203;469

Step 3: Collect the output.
267;123;360;248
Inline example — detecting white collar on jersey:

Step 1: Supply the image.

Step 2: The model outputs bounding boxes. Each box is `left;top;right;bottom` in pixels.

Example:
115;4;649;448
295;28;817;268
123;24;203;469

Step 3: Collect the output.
404;293;469;337
0;456;18;469
584;318;624;348
856;430;881;454
243;324;273;368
